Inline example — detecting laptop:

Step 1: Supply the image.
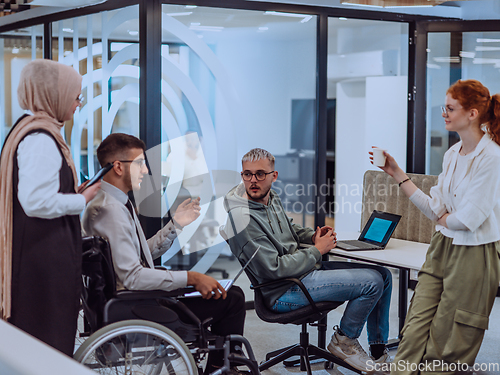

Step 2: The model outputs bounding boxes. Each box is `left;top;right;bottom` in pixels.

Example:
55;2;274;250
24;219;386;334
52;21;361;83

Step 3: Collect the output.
184;245;261;297
335;211;401;251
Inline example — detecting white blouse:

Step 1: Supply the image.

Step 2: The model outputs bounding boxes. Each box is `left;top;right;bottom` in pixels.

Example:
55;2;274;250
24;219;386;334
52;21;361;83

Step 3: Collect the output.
17;132;86;219
409;133;500;246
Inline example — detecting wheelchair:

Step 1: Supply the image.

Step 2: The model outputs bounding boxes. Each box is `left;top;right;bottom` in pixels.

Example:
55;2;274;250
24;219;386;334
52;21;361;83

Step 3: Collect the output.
75;236;259;375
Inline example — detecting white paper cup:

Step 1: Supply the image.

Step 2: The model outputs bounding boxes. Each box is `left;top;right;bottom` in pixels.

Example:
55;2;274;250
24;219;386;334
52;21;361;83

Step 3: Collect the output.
373;148;387;167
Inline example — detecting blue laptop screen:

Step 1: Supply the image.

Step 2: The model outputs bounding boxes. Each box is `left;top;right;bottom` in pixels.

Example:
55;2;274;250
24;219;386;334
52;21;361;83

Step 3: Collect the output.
363;218;392;243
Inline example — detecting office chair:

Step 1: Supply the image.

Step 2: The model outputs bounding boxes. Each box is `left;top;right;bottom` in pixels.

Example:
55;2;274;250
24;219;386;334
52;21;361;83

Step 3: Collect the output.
219;226;362;375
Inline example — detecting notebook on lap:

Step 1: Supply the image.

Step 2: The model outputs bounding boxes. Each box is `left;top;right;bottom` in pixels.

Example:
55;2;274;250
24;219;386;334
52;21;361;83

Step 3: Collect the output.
336;211;401;251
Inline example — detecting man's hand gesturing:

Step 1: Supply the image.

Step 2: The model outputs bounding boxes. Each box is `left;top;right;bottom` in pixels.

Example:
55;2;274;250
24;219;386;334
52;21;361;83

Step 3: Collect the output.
173;197;201;227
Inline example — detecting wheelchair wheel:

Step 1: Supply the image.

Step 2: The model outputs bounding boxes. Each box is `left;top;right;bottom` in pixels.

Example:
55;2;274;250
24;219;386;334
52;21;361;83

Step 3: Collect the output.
74;319;197;375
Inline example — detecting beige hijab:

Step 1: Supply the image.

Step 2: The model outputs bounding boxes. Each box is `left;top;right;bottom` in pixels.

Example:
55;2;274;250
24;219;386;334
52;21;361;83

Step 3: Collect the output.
0;59;82;320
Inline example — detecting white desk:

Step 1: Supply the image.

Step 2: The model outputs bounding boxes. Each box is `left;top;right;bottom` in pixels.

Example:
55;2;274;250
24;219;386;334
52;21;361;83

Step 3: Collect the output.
329;235;429;336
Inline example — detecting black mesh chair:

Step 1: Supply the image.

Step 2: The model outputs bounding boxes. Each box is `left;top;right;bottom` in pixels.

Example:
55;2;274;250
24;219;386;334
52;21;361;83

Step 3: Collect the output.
219;226;362;375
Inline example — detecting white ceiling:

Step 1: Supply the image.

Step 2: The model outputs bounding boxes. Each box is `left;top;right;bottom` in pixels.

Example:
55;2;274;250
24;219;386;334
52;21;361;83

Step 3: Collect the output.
247;0;500;20
1;4;387;43
2;0;499;44
21;0;500;21
28;0;105;6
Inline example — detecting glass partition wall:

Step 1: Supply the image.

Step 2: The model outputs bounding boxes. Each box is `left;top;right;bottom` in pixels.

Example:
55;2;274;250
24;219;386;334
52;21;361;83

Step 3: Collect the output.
327;18;409;233
426;30;500;175
0;1;450;279
0;25;42;147
325;18;409;343
0;2;320;278
0;6;140;175
51;6;140;182
159;5;317;273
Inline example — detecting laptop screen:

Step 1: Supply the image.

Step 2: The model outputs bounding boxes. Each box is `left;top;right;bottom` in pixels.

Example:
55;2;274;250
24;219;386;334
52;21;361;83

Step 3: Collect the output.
359;211;401;246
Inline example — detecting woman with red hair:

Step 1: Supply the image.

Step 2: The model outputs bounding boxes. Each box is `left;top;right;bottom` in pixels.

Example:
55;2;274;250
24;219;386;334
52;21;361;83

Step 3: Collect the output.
373;79;500;374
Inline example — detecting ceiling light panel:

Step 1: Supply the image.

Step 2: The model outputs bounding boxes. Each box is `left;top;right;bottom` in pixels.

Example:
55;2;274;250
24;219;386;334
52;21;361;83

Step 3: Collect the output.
459;51;475;58
433;56;460;63
264;11;314;23
189;25;224;32
476;46;500;51
477;38;500;43
165;12;193;17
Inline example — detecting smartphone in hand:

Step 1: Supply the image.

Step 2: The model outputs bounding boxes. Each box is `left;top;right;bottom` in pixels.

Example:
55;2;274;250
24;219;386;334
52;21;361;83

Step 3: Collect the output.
81;163;113;192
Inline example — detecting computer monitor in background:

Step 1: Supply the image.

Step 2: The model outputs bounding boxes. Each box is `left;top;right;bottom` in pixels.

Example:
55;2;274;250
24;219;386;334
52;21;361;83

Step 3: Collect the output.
290;99;336;152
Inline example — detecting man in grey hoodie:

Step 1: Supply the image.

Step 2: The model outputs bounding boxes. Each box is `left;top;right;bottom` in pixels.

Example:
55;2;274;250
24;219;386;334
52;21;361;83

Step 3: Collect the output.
224;148;392;373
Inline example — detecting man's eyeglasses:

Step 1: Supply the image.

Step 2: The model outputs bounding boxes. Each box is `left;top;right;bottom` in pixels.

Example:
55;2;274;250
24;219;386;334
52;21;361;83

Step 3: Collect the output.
441;106;454;117
241;171;274;181
118;159;147;167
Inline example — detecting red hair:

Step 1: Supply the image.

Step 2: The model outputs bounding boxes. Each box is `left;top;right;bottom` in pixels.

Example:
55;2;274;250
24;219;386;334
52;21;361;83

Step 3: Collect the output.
447;79;500;145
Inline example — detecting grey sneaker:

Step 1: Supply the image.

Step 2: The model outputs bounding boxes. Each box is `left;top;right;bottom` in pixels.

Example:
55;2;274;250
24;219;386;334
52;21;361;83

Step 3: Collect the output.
327;329;372;372
373;349;392;364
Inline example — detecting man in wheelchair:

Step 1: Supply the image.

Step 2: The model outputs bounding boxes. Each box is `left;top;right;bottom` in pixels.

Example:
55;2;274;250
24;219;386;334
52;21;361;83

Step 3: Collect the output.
82;133;252;374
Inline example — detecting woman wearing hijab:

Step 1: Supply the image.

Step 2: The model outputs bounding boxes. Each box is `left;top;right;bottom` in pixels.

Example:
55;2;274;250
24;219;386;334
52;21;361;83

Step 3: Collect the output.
0;59;100;356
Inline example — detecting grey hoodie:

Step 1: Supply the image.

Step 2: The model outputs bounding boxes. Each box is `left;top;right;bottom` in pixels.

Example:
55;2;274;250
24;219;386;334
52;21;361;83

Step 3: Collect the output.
223;184;322;308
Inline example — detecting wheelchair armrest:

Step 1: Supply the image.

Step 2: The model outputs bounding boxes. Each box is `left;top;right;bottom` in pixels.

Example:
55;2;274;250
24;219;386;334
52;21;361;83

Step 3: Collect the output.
251;277;322;315
116;287;195;300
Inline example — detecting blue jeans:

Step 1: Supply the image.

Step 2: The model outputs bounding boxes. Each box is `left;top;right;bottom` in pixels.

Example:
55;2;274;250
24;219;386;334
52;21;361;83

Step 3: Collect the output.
272;261;392;345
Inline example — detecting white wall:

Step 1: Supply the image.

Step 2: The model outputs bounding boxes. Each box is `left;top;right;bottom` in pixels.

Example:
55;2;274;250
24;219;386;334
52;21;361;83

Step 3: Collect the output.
366;76;408;170
330;20;409;232
335;80;366;232
202;33;318;230
335;76;407;232
214;37;317;164
337;23;403;54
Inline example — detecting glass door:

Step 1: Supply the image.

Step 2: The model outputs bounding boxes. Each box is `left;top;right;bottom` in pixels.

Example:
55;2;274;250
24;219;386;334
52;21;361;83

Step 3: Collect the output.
426;30;500;175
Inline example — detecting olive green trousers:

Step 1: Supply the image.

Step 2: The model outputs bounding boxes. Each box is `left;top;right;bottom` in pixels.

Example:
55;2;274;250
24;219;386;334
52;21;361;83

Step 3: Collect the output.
390;232;500;375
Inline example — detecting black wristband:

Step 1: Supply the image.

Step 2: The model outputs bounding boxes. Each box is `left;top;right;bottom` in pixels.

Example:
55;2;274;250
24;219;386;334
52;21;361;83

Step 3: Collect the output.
399;178;411;187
